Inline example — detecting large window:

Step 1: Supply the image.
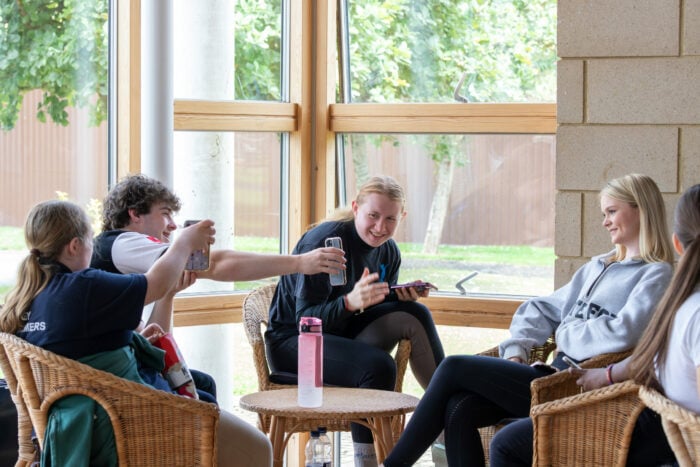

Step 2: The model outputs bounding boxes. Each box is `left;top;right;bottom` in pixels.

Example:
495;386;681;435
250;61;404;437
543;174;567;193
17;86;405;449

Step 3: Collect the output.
172;1;288;295
342;0;556;104
172;131;283;294
168;1;558;310
335;0;557;297
341;133;556;297
0;0;111;302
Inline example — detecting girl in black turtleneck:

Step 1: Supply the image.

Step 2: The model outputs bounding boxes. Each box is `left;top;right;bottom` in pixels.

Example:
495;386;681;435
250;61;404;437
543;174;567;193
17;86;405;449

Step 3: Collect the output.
265;175;444;467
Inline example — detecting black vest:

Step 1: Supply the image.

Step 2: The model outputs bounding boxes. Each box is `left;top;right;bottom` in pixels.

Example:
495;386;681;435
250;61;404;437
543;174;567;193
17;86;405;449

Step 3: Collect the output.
90;229;126;274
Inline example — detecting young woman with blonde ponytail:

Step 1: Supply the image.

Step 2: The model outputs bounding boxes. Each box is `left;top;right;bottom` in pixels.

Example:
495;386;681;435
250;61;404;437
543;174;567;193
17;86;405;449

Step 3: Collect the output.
0;200;272;467
491;183;700;467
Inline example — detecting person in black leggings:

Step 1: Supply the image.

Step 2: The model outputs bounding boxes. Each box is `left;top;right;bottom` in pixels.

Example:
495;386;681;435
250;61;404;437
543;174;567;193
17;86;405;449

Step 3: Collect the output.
265;175;444;467
381;173;675;467
490;185;700;467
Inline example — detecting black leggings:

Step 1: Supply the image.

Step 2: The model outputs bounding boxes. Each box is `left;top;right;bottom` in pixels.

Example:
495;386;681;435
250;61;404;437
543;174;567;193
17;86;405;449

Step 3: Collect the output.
383;354;554;467
267;300;444;443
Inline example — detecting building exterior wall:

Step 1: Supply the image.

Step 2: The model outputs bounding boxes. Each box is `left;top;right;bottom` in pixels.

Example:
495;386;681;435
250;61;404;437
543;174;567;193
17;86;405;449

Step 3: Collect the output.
555;0;700;287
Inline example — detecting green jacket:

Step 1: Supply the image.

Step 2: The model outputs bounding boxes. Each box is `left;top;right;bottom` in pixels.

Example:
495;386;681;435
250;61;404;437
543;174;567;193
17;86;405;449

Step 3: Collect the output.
42;333;165;467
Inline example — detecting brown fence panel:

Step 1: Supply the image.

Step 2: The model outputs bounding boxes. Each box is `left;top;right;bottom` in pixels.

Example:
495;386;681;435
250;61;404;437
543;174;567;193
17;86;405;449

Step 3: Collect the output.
2;101;553;248
0;90;108;227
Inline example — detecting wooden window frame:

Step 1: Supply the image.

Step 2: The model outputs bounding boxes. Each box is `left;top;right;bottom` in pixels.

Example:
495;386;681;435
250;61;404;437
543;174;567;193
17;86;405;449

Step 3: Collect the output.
118;0;557;329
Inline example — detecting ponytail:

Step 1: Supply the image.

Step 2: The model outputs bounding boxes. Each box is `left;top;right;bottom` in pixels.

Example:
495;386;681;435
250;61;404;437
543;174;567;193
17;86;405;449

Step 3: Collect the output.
0;255;53;333
0;200;91;334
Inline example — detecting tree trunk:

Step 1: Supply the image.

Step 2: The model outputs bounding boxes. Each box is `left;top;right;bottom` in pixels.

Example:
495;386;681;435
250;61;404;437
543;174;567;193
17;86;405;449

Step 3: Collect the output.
422;150;456;254
350;135;370;191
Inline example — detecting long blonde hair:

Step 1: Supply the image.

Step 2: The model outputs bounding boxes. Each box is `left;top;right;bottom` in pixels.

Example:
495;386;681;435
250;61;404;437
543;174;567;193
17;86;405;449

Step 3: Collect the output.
0;201;91;334
326;175;406;224
601;173;674;264
630;184;700;391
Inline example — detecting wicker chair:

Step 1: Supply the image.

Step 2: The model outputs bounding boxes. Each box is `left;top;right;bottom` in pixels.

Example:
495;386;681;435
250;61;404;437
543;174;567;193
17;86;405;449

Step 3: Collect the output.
531;380;643;466
476;343;631;463
0;332;219;467
241;282;412;436
530;349;633;406
640;385;700;467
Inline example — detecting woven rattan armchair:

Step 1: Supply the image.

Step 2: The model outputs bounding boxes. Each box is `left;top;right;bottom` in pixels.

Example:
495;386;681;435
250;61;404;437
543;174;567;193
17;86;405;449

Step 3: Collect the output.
476;343;631;463
530;348;633;406
640;385;700;467
241;282;412;436
531;380;643;466
0;332;219;467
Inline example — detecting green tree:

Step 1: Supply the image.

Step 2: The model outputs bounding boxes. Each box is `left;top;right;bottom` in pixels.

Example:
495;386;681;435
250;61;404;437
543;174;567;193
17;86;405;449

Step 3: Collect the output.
0;0;108;130
234;0;281;100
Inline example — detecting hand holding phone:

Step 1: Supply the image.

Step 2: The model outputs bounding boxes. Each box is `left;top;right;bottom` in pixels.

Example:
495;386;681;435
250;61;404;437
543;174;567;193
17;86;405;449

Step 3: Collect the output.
390;280;438;293
563;355;582;370
324;237;346;286
184;220;211;271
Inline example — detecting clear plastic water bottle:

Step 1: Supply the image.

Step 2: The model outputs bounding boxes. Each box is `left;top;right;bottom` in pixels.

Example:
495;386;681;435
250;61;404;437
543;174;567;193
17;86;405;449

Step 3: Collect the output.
317;426;332;466
305;430;322;467
298;317;323;407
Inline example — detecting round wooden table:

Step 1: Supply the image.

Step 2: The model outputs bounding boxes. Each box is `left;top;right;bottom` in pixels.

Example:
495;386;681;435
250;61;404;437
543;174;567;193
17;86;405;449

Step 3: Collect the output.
240;387;419;467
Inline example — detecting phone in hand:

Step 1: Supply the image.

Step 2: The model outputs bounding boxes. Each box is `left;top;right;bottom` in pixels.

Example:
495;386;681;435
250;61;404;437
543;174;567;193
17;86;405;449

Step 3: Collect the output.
390;280;438;293
562;355;582;370
324;237;346;286
184;220;210;271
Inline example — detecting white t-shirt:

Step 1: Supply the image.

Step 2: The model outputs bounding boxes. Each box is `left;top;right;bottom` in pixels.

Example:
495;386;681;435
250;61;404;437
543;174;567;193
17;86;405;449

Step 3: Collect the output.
658;288;700;414
111;231;169;274
111;231;169;322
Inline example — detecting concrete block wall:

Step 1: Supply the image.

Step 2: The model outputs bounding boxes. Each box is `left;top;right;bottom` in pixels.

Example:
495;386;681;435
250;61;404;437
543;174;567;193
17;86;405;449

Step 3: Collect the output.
554;0;700;287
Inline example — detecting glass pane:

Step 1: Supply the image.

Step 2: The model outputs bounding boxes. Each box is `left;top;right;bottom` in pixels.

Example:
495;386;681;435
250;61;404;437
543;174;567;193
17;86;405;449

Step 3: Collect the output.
0;0;109;302
342;133;556;297
345;0;556;103
173;0;283;101
173;131;282;294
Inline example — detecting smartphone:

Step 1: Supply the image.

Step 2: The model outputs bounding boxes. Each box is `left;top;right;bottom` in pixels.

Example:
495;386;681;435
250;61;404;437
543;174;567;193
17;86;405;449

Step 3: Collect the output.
324;237;346;286
562;355;582;370
184;220;210;271
530;361;558;374
390;280;438;293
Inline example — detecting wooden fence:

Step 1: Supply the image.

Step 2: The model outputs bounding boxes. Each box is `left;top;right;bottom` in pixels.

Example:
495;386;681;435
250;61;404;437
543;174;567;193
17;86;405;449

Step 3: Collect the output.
1;93;554;247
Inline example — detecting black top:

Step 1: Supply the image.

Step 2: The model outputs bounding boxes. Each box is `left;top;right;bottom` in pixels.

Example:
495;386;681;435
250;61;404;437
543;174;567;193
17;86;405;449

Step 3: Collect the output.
90;229;125;273
265;220;402;344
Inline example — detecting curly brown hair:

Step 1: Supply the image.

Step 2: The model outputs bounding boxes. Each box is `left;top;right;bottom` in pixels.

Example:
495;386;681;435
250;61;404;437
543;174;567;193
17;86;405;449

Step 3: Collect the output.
101;174;182;231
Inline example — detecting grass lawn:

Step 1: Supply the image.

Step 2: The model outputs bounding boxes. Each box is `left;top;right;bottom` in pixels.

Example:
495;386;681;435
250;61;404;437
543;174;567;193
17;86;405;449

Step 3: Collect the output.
0;227;24;250
0;230;554;301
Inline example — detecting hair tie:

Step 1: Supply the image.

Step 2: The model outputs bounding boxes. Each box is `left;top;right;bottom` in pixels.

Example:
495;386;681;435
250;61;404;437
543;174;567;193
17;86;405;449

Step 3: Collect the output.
30;248;41;258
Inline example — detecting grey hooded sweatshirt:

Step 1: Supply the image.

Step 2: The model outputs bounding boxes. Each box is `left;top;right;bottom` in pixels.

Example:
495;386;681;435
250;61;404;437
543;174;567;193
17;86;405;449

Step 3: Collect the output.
500;250;672;362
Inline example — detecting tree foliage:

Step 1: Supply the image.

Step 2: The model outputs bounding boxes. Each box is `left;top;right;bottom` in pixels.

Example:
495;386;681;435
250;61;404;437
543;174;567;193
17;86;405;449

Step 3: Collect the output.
347;0;556;104
234;0;281;100
0;0;108;130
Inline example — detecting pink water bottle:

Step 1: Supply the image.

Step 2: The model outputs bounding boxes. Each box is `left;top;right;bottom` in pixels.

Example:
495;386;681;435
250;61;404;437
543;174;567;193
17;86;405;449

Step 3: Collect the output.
298;317;323;407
